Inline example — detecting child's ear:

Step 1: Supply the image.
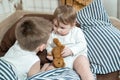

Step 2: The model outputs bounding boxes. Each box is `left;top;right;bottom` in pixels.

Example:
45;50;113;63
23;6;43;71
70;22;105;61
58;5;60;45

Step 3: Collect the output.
72;20;76;26
35;46;40;53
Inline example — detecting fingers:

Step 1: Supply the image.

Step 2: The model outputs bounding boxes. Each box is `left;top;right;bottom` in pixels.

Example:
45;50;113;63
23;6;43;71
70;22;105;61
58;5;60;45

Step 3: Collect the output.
47;55;53;60
39;44;46;51
61;47;73;57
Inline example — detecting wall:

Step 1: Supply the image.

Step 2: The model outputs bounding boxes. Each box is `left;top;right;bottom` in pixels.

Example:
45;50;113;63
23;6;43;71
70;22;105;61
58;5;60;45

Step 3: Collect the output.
117;0;120;19
0;0;15;22
102;0;117;17
22;0;58;13
0;0;59;23
0;0;119;23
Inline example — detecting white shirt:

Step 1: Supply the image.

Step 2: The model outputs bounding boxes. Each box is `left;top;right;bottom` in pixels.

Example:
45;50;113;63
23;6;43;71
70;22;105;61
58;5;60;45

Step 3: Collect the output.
1;41;40;80
47;27;87;55
46;27;87;68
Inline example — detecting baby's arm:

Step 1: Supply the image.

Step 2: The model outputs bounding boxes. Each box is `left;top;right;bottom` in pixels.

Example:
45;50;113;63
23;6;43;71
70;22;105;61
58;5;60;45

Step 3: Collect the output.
69;40;87;56
27;61;40;77
61;46;73;57
63;29;87;56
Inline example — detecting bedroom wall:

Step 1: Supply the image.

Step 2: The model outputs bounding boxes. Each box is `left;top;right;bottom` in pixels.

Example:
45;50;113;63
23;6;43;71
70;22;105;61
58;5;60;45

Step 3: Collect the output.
0;0;15;22
22;0;58;13
102;0;117;17
0;0;59;23
117;0;120;19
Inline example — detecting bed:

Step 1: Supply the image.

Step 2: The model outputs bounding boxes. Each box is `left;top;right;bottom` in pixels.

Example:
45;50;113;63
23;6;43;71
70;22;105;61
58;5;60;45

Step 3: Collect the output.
0;0;120;80
0;10;119;80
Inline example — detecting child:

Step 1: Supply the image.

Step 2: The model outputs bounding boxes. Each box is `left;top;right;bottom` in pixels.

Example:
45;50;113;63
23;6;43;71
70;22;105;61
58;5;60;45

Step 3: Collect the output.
0;16;53;80
45;5;95;80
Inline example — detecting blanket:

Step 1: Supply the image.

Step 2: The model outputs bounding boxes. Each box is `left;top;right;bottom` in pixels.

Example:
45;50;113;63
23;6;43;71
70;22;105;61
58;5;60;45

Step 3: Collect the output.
27;68;80;80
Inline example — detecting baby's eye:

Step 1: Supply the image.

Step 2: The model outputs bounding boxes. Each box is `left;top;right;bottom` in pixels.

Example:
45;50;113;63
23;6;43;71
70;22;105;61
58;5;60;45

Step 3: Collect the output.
60;27;65;29
54;24;58;27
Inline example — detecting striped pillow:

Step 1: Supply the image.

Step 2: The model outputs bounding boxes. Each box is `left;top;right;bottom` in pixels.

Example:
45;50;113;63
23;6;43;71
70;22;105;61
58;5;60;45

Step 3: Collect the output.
77;0;120;74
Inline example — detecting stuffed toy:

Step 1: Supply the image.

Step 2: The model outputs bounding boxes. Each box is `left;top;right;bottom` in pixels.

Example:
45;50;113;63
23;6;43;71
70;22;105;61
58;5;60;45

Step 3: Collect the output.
60;0;92;11
37;49;52;67
51;38;65;68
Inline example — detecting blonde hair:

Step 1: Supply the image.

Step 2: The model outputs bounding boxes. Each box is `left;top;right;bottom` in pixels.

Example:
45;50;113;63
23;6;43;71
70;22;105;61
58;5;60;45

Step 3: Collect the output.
15;16;53;51
53;5;77;26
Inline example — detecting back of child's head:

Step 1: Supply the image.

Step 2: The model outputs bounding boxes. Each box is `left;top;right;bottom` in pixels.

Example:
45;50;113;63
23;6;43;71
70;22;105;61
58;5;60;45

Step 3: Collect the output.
53;5;77;26
15;16;53;51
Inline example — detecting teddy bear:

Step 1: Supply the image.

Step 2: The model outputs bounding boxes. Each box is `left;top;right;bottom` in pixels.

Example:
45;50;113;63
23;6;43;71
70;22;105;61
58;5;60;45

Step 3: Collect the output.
60;0;92;11
37;49;52;67
51;38;65;68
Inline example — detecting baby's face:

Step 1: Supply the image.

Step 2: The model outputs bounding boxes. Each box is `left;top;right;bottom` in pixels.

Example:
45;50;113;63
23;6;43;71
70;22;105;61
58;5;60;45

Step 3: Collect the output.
53;20;72;36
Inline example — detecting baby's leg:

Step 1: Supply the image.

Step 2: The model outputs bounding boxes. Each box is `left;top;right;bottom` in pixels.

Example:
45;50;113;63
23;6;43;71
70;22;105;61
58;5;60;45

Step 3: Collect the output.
40;63;50;72
45;63;56;71
73;55;95;80
41;63;56;71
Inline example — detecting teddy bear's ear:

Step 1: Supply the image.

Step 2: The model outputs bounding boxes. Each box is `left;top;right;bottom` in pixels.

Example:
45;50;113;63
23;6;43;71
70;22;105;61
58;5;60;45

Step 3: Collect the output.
53;38;61;47
53;38;59;43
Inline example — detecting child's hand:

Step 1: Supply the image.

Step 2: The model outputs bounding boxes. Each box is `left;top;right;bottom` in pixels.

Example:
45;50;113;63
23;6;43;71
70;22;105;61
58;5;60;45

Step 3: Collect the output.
61;47;73;57
47;55;53;61
36;44;46;52
39;44;46;51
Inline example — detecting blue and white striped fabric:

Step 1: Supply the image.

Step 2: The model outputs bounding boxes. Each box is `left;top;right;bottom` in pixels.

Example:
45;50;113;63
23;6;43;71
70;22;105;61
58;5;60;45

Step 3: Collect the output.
77;0;120;74
0;59;18;80
27;67;80;80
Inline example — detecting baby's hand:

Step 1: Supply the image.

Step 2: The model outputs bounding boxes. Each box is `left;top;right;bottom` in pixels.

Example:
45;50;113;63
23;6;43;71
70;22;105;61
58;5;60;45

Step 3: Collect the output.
61;47;73;57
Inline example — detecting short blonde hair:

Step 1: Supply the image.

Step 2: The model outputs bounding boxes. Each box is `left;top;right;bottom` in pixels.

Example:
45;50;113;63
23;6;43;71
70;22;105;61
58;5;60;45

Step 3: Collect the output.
53;5;77;26
15;16;53;51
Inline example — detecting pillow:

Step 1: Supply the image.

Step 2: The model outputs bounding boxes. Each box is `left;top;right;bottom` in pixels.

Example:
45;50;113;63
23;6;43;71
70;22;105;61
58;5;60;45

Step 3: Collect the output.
77;0;120;74
0;25;16;57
